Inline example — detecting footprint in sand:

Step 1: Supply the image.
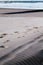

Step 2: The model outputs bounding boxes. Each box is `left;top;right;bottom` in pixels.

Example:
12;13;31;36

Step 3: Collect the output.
3;40;10;44
38;39;43;43
17;36;25;38
33;27;38;29
0;45;8;48
0;33;7;38
14;31;19;34
0;45;5;48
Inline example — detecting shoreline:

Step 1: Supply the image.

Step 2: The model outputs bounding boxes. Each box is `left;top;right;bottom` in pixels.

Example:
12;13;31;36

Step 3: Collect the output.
0;8;43;17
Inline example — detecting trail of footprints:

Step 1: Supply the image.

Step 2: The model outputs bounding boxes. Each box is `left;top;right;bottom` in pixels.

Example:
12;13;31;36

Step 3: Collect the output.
0;26;43;49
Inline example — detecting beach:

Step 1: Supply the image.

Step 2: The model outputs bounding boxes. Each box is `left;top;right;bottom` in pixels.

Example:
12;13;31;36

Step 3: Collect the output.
0;8;43;17
0;17;43;65
0;2;43;65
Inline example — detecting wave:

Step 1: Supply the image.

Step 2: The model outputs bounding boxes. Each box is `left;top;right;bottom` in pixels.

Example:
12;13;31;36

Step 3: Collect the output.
0;1;43;3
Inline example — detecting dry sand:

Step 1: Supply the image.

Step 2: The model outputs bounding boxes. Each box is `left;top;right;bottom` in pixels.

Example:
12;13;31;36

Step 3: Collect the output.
0;17;43;64
0;10;43;65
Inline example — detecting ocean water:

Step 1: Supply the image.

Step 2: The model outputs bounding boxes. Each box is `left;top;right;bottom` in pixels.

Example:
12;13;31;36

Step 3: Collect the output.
0;1;43;9
0;3;43;9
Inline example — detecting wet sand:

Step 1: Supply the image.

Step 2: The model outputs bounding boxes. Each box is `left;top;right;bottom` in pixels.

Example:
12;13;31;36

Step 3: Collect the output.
0;8;43;17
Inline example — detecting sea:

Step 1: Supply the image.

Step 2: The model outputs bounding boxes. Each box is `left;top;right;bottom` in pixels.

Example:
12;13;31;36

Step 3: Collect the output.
0;1;43;9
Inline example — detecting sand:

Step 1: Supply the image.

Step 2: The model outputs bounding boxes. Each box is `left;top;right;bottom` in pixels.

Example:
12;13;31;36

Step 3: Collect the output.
0;8;43;17
0;10;43;65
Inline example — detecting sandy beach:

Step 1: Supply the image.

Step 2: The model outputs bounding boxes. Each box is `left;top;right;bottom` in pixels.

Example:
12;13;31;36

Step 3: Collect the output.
0;17;43;65
0;8;43;17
